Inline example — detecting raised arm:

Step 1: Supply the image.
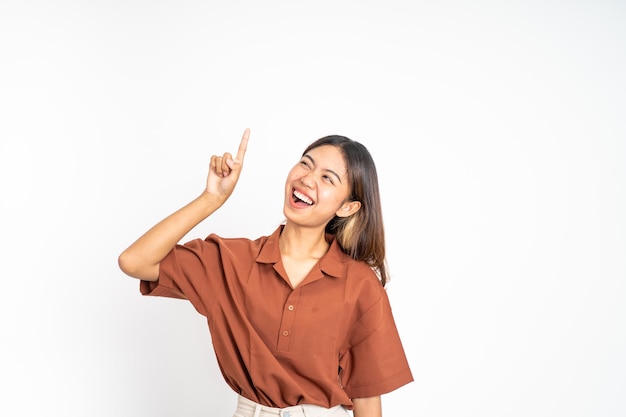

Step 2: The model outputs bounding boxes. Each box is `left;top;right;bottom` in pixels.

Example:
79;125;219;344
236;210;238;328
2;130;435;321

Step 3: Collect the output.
117;128;250;281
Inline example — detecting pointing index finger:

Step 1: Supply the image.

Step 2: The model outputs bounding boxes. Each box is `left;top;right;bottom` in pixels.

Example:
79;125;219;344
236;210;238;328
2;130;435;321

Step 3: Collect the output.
234;128;250;163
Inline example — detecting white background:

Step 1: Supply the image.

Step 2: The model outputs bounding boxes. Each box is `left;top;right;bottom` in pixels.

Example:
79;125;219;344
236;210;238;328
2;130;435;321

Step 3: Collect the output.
1;1;624;416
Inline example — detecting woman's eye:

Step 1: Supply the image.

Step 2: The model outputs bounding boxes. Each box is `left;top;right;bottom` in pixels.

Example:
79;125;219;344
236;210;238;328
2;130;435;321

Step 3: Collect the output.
323;175;334;184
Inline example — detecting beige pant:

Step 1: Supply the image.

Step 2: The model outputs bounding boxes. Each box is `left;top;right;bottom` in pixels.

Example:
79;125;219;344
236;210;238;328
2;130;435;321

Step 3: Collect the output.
233;395;350;417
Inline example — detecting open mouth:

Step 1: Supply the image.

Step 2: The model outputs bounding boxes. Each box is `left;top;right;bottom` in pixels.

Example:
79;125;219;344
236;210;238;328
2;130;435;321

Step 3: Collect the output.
293;189;313;205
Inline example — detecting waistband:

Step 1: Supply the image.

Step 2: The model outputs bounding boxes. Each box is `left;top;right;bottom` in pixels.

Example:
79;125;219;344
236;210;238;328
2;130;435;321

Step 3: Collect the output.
235;395;348;417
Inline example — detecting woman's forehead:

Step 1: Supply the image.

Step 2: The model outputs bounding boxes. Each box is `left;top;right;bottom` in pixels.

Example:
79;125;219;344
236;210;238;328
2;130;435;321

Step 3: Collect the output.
304;145;348;173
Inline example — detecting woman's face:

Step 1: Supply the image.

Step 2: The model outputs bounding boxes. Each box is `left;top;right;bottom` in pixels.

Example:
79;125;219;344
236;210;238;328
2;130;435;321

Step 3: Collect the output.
283;144;355;228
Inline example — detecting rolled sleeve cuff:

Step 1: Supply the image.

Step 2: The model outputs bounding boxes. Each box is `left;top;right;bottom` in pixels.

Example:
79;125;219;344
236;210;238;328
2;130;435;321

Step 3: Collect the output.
344;367;414;399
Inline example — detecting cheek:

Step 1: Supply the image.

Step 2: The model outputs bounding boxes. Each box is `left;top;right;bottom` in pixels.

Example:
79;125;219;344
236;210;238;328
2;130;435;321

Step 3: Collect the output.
319;189;348;208
285;168;298;185
286;166;304;181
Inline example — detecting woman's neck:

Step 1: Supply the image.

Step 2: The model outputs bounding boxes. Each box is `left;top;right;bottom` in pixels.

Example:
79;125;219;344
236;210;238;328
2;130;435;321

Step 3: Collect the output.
279;223;330;260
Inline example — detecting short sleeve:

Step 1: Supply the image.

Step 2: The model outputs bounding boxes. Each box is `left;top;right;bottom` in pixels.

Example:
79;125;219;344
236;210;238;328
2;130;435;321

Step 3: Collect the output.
339;287;413;399
139;237;225;317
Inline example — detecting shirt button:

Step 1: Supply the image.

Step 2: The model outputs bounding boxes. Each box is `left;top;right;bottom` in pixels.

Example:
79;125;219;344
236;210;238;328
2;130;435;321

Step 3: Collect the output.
287;305;294;311
282;330;289;336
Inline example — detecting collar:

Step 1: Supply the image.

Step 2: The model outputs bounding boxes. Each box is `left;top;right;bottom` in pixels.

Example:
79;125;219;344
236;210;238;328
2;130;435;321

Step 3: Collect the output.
256;225;348;279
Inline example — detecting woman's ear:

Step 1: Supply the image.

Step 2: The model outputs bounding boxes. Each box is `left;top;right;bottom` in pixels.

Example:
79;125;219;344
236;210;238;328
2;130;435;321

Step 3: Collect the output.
336;200;361;218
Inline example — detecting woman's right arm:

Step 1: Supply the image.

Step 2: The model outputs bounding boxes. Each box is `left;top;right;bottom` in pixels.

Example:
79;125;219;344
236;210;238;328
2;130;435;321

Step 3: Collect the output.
117;128;250;281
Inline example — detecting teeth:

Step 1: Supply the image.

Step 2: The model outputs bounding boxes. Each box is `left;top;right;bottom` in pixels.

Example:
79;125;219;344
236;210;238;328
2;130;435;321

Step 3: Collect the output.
293;190;313;205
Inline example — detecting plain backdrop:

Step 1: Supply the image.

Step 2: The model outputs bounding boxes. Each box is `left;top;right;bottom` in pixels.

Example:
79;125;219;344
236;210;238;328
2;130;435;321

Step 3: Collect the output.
1;1;624;416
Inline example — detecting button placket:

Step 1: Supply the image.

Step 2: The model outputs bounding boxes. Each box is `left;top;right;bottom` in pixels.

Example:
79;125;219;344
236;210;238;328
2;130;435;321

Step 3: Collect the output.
276;290;300;351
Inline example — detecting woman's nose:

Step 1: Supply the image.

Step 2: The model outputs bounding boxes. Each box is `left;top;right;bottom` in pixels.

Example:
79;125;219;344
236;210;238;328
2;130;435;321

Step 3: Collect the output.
301;173;315;188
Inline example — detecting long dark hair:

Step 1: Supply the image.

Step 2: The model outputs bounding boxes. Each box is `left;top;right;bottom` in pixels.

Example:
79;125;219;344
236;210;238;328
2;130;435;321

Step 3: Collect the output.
302;135;389;286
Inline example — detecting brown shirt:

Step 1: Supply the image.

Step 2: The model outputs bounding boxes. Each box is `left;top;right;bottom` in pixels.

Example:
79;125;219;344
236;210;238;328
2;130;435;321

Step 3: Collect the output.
140;225;413;409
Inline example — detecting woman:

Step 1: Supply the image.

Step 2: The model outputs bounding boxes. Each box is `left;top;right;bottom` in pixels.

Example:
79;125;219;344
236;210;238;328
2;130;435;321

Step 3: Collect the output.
118;129;413;417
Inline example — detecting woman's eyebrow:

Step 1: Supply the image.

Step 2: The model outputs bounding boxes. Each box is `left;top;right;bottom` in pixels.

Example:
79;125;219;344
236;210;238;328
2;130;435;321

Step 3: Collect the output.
303;154;343;184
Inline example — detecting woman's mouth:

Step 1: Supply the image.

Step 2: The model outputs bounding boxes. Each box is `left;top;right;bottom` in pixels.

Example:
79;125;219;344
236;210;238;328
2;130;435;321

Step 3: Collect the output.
292;189;313;205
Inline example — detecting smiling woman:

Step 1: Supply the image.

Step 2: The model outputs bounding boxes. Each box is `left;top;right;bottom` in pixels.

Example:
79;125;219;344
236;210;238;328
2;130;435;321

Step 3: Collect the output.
118;128;413;417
